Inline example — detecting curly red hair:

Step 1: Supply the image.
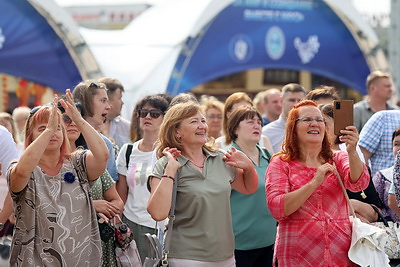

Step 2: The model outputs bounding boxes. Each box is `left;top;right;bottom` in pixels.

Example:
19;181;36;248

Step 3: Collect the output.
275;100;333;162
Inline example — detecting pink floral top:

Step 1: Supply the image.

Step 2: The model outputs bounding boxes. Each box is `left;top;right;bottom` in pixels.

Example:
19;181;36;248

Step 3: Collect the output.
265;151;369;267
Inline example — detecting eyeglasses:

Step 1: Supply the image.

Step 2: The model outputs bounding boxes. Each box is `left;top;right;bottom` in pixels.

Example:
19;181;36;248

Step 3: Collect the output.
138;109;164;119
62;114;73;125
296;117;325;124
206;114;223;120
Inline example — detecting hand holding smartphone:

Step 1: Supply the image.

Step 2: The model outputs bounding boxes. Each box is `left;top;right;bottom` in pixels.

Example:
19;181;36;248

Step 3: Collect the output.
333;100;354;136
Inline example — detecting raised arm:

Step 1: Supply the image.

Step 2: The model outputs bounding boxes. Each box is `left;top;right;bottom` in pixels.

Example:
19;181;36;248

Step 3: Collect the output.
61;89;109;180
339;126;365;182
147;148;182;221
9;98;60;193
224;147;258;194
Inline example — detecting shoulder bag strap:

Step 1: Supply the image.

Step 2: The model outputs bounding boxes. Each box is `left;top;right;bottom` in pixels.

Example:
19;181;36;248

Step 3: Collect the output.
125;144;133;169
332;162;356;217
161;174;178;266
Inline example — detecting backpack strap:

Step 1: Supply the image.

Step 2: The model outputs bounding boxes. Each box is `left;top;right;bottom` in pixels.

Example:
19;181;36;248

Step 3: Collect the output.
261;147;272;163
125;144;133;169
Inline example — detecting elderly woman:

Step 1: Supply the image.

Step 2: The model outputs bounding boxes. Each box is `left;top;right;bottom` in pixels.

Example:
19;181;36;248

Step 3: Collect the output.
226;106;276;267
7;91;108;266
147;102;258;266
265;100;369;266
200;95;224;139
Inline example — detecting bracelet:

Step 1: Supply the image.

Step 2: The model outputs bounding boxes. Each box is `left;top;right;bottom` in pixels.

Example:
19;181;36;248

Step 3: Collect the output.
162;175;175;182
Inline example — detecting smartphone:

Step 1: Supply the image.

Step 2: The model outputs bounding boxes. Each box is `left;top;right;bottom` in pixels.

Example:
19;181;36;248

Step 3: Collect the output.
333;100;354;136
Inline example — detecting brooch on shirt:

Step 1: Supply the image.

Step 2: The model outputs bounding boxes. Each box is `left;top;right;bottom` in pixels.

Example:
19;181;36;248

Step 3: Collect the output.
64;172;76;183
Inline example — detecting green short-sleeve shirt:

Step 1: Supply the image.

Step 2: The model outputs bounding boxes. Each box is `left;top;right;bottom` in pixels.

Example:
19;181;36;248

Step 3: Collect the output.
150;148;236;261
230;143;277;250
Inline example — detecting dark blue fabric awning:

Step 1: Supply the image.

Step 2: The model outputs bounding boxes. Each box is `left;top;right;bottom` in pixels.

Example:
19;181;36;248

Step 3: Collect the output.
0;0;82;92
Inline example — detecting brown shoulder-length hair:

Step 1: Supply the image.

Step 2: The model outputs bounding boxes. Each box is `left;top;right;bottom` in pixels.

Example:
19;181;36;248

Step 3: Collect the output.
72;80;107;118
222;92;252;140
276;100;332;162
156;102;217;158
226;106;262;144
24;106;70;163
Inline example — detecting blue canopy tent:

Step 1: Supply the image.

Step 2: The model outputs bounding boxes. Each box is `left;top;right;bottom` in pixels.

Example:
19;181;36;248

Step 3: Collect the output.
80;0;388;119
0;0;101;93
166;0;388;96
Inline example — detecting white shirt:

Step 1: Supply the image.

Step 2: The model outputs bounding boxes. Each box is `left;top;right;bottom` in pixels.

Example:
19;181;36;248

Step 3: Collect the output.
110;116;131;149
116;140;158;228
262;115;286;153
0;126;19;208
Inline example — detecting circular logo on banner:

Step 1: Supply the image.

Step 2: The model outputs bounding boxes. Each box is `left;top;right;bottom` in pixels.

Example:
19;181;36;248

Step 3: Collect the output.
229;34;253;63
265;26;285;60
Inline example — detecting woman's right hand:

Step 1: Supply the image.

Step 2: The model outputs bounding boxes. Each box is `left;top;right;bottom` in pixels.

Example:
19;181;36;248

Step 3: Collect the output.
47;96;60;133
313;163;335;186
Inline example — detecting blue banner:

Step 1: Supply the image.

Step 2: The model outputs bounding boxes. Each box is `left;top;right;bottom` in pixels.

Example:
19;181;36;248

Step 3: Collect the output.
167;0;370;95
0;0;82;92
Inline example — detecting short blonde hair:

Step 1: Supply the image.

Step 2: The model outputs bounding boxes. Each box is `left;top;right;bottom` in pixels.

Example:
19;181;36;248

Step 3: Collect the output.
366;71;391;90
200;95;224;115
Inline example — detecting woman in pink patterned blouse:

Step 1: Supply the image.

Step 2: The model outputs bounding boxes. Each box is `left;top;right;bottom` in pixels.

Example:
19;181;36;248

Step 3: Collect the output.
265;100;369;266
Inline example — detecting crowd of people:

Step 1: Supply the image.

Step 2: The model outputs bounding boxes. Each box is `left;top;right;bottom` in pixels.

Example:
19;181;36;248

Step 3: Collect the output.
1;70;400;266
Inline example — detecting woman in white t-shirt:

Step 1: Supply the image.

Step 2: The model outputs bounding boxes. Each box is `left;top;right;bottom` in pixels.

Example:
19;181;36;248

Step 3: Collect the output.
116;94;169;262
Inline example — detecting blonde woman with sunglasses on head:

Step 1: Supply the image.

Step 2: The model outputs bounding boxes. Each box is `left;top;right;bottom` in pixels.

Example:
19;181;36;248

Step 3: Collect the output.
7;90;108;266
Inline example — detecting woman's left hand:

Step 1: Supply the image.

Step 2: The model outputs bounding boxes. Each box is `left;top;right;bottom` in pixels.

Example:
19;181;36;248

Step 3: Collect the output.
223;147;252;169
93;200;121;219
339;126;359;153
59;89;83;123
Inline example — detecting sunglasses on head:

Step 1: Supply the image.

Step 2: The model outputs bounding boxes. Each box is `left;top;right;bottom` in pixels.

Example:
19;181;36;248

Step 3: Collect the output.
138;109;164;119
29;105;51;116
88;81;101;89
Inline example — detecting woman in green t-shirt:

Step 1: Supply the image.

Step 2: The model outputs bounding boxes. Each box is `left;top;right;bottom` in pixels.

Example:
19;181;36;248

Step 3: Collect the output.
147;102;258;266
226;106;276;267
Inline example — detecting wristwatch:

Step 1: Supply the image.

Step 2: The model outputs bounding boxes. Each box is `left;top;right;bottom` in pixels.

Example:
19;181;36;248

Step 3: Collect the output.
0;222;4;231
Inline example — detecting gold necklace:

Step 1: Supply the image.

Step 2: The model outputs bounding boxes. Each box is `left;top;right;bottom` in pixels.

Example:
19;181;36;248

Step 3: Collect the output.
190;160;204;168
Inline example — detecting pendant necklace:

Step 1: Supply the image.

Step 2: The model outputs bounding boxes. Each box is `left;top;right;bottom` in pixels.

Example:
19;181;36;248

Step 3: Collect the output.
190;160;204;168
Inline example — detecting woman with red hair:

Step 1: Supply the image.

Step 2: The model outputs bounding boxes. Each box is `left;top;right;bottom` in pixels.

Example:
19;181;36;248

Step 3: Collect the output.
265;100;369;266
7;91;108;266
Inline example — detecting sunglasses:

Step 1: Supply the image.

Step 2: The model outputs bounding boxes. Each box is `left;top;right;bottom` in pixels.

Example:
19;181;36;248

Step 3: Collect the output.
138;109;164;119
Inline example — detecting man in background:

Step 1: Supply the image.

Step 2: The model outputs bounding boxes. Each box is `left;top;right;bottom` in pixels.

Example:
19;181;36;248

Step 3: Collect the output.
262;83;306;153
261;88;282;126
98;77;131;149
354;71;398;132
